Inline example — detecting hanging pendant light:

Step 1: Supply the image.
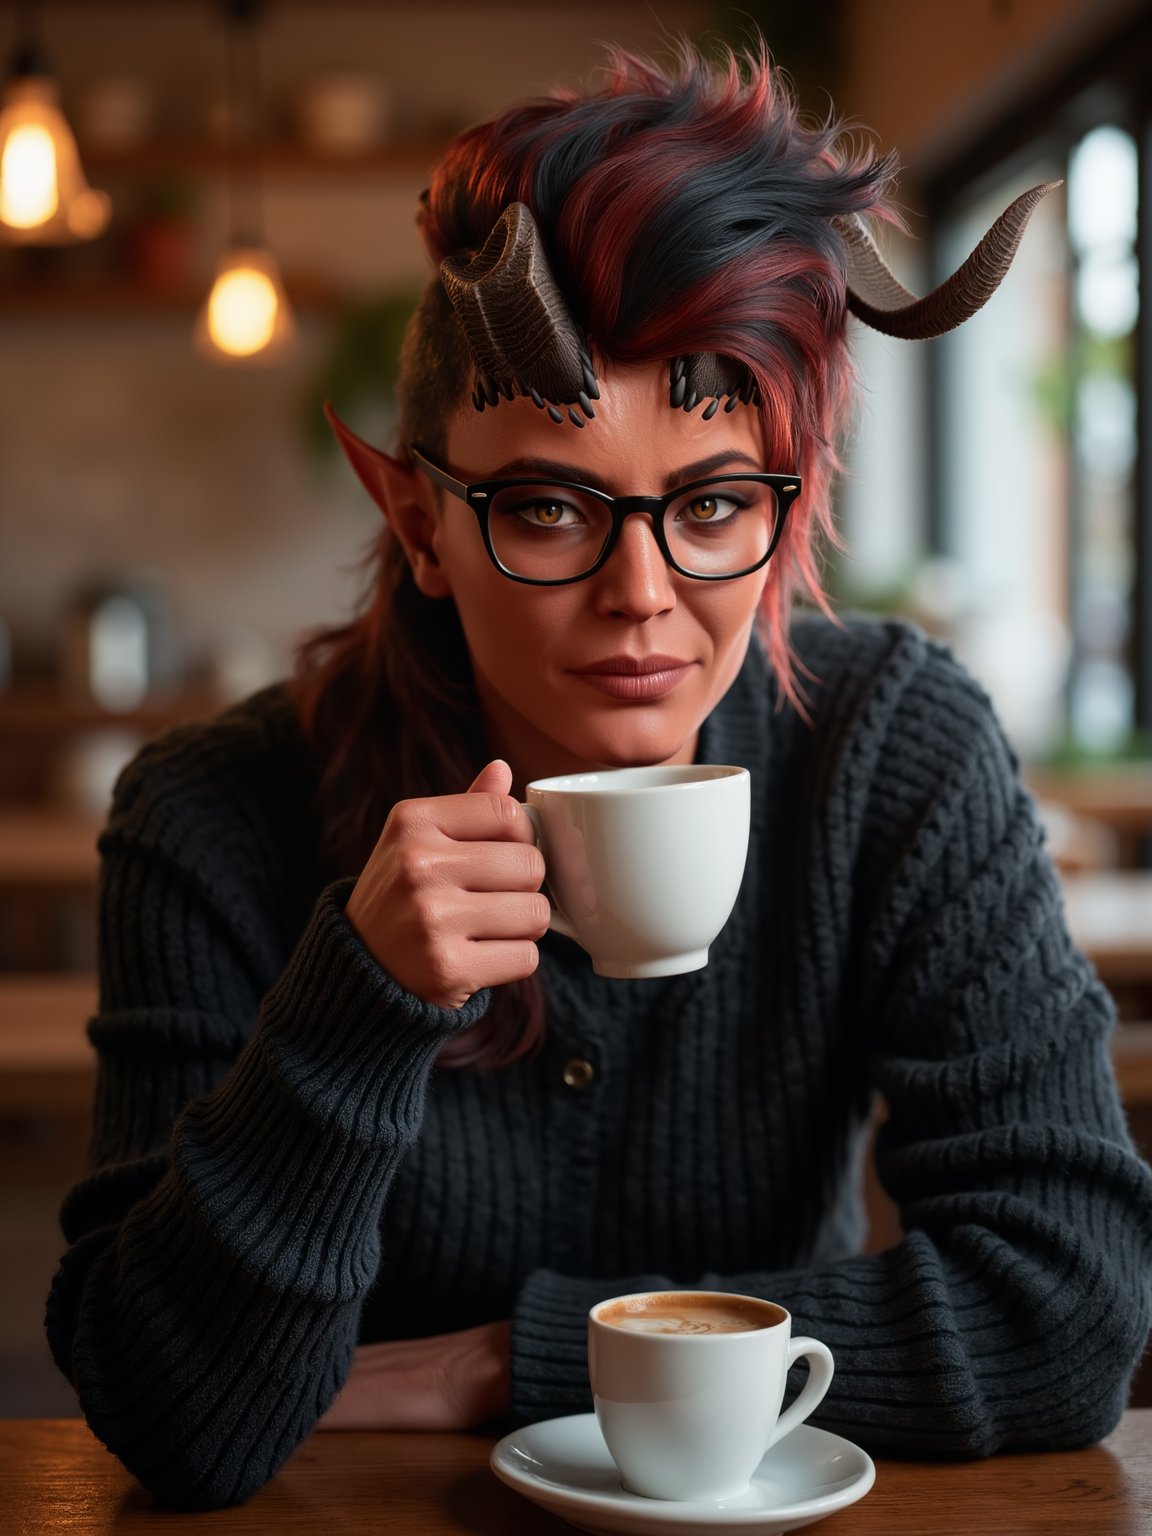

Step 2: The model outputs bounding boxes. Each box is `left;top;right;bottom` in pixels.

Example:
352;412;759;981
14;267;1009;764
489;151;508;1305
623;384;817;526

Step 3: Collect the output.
195;0;295;363
0;0;110;243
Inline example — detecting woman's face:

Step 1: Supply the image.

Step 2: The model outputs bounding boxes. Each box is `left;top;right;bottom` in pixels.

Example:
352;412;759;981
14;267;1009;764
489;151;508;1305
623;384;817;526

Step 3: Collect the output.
430;359;772;788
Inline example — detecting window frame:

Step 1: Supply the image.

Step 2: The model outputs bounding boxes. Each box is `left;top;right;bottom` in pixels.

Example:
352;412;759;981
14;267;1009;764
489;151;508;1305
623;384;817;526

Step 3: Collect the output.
920;9;1152;744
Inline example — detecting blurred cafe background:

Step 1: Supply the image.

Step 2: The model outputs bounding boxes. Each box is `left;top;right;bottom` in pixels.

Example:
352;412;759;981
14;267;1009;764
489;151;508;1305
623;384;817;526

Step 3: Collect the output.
1;0;1150;1414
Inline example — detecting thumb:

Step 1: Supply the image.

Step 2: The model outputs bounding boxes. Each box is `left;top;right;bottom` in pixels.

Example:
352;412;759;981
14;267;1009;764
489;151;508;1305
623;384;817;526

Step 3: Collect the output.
467;759;513;797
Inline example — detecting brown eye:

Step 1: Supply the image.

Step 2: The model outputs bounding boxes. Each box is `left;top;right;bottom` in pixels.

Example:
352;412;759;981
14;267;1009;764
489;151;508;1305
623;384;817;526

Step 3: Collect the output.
672;487;746;527
686;496;722;521
495;489;591;533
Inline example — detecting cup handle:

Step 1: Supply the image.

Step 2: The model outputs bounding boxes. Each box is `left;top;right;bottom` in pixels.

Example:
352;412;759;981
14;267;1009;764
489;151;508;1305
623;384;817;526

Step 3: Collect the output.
520;803;579;942
766;1336;834;1449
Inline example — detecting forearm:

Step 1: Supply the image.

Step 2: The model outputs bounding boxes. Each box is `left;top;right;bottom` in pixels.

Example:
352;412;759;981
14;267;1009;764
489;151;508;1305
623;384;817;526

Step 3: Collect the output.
50;884;489;1509
317;1322;512;1431
511;1152;1152;1457
510;1077;1151;1439
510;995;1152;1453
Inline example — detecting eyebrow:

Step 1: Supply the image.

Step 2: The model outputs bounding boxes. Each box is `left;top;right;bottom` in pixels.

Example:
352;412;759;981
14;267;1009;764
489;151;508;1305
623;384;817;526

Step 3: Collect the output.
482;450;763;490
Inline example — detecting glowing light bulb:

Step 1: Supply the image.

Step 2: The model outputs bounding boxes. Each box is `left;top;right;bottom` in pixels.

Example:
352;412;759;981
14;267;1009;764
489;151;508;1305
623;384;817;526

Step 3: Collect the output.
196;246;295;364
0;75;109;244
0;120;58;227
207;264;279;356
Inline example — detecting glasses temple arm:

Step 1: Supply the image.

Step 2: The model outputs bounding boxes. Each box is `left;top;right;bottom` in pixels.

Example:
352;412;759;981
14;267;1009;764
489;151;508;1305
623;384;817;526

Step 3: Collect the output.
408;448;469;501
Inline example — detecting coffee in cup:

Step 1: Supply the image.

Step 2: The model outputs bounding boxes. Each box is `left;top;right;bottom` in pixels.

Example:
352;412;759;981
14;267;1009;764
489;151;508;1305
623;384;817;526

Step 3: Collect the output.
595;1292;776;1335
588;1289;834;1502
523;764;750;979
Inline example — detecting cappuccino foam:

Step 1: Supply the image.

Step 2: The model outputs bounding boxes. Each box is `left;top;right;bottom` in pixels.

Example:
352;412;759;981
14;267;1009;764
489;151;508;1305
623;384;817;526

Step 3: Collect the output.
597;1293;780;1336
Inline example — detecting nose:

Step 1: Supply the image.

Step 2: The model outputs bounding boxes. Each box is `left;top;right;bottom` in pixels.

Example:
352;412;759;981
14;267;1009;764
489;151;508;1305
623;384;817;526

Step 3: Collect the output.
590;512;676;621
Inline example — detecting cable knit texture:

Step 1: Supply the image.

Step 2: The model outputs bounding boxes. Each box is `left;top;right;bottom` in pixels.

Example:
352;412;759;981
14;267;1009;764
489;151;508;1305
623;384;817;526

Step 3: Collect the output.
46;613;1152;1508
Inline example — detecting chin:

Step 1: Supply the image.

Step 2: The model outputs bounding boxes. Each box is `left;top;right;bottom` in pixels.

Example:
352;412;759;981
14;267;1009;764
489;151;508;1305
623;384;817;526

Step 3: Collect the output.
576;723;697;770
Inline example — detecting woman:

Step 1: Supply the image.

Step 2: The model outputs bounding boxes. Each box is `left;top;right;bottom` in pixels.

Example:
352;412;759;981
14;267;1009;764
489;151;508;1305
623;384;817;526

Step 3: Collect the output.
47;38;1152;1509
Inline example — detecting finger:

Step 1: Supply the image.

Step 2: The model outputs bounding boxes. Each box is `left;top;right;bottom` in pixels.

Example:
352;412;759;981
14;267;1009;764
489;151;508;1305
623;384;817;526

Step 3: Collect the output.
467;758;513;797
393;790;537;847
449;840;546;892
457;890;552;941
406;935;543;1008
461;938;541;991
396;839;545;898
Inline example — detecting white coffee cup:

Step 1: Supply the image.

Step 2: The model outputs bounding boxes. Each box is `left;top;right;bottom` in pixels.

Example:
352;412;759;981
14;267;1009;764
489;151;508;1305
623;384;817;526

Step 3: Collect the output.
522;764;750;979
588;1290;834;1502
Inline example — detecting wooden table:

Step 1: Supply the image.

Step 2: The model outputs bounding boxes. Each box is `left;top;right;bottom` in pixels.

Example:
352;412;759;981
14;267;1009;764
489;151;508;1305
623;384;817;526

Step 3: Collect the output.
1;1412;1149;1534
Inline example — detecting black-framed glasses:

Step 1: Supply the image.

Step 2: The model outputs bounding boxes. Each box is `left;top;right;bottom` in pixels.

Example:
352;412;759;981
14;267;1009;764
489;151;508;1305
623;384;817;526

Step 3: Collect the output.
409;446;801;586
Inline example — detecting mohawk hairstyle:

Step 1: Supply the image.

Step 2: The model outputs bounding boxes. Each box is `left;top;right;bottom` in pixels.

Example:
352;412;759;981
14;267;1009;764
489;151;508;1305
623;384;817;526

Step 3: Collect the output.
402;36;900;709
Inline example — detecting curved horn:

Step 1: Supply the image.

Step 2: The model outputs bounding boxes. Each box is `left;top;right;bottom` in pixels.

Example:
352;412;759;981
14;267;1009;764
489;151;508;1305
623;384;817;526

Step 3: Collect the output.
839;181;1061;340
439;201;598;424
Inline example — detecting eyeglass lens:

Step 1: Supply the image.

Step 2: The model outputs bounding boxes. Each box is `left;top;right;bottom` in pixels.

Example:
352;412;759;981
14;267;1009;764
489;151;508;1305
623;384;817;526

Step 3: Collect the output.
484;480;781;579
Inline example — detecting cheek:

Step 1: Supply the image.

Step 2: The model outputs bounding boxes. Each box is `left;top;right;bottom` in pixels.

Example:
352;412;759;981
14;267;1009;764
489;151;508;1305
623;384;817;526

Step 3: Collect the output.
696;573;769;655
686;579;768;711
445;560;580;670
434;521;502;619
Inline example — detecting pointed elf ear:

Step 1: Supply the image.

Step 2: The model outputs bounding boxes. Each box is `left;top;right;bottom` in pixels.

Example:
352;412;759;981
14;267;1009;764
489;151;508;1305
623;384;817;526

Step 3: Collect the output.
323;399;410;516
322;401;452;598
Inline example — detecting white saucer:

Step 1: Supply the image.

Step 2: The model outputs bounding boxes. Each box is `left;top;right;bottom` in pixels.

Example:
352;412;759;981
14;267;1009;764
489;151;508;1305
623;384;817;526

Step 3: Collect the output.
490;1413;875;1536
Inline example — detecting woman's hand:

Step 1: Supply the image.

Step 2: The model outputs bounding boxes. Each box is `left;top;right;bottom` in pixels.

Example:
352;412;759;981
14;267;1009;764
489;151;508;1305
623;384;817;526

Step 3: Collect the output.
345;760;548;1008
316;1321;513;1431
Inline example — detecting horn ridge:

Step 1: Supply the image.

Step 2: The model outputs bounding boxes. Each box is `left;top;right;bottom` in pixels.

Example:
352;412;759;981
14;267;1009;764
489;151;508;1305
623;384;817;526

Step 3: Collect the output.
840;181;1061;340
439;201;593;412
670;353;760;413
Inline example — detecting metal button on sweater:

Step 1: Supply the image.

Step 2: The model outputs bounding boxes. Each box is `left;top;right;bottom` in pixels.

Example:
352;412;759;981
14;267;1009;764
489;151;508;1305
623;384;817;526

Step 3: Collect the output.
562;1058;595;1089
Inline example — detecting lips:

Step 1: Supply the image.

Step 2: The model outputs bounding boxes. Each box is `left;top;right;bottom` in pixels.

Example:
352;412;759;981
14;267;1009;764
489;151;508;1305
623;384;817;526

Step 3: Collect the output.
569;654;695;701
573;655;689;676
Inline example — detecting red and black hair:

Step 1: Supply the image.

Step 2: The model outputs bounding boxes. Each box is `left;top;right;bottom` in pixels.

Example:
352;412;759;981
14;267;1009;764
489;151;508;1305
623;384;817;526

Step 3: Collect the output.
293;37;899;1067
418;36;898;695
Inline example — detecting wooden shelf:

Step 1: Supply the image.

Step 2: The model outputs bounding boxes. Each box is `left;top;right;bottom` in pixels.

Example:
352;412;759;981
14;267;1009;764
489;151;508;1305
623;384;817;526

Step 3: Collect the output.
82;137;448;180
0;973;96;1113
0;688;223;815
0;812;103;891
1061;870;1152;988
1;273;347;315
0;686;220;735
3;134;440;315
0;975;96;1066
1113;1023;1152;1103
1027;763;1152;835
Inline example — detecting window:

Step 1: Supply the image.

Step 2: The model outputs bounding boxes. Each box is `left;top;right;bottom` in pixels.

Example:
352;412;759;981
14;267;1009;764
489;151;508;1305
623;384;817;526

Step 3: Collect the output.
836;12;1151;766
925;15;1150;762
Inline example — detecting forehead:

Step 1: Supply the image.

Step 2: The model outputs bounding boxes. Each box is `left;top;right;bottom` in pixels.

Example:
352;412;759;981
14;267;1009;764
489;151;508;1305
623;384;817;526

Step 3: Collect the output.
444;358;768;490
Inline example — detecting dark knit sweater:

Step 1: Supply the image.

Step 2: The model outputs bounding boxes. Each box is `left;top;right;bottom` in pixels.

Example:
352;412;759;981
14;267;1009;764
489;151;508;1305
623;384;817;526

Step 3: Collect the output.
46;613;1152;1509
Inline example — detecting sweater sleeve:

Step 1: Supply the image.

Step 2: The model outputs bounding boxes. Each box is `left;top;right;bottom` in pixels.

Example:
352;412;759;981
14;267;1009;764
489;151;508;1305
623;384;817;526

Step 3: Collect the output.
45;730;488;1510
509;642;1152;1455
